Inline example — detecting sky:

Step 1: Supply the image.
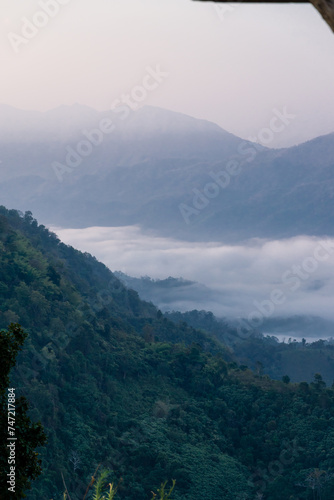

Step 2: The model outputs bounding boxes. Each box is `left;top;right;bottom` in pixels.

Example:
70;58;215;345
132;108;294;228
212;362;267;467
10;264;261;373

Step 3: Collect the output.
1;0;334;147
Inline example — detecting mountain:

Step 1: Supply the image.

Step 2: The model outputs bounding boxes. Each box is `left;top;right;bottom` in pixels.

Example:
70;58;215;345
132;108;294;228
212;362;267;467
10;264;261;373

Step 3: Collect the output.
114;271;334;347
2;207;334;499
114;272;219;313
0;103;101;143
1;104;334;242
165;309;334;385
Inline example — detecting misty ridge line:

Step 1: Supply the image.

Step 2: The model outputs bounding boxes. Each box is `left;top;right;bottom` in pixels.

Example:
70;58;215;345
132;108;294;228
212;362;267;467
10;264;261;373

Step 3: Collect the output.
7;0;73;54
236;239;334;337
179;107;296;224
51;65;169;182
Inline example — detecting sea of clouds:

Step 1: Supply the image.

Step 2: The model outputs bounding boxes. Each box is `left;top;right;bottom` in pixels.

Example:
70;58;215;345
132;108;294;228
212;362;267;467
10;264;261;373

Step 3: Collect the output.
53;226;334;332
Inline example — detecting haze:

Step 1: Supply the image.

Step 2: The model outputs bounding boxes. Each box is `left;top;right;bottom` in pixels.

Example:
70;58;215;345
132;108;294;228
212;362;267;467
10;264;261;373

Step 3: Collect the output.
53;226;334;328
1;0;334;147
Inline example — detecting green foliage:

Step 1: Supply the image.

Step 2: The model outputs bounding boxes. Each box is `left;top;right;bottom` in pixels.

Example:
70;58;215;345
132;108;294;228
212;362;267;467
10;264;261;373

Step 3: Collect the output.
151;480;175;500
91;469;119;500
61;468;120;500
0;324;46;498
166;310;334;385
0;323;27;393
2;208;334;499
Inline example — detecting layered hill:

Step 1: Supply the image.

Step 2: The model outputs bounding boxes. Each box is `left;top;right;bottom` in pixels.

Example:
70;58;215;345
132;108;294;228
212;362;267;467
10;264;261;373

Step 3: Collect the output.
1;208;334;499
1;104;334;242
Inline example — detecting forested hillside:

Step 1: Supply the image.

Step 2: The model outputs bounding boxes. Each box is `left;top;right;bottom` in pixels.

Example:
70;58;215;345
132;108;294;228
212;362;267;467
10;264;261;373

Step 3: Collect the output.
1;207;334;499
166;310;334;384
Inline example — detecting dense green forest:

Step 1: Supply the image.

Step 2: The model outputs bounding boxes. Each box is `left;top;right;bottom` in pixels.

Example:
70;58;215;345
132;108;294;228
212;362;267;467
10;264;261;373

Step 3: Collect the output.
166;310;334;384
1;207;334;499
0;323;46;498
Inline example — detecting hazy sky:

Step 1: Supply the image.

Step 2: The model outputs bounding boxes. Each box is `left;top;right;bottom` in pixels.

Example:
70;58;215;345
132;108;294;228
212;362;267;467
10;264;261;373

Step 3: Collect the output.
1;0;334;147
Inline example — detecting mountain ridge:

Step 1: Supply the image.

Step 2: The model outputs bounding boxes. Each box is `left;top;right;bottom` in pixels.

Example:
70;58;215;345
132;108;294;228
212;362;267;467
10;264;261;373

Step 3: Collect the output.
0;104;334;243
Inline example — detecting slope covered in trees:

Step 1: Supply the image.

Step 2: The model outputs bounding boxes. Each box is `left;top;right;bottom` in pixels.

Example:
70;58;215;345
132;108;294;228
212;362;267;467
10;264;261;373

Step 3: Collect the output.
166;310;334;384
1;207;334;499
0;324;46;498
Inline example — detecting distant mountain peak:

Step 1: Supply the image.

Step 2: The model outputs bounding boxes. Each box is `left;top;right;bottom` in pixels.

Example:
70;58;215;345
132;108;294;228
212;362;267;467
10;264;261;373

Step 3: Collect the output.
121;104;233;138
0;102;235;143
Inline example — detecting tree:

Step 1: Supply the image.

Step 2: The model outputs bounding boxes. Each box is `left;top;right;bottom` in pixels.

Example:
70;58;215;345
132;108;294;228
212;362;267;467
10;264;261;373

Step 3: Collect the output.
299;468;334;500
312;373;326;391
255;361;264;376
69;450;81;472
0;324;46;498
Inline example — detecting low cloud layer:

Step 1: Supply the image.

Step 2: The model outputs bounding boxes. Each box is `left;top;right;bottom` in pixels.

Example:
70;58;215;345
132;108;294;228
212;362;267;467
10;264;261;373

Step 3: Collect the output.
53;226;334;328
